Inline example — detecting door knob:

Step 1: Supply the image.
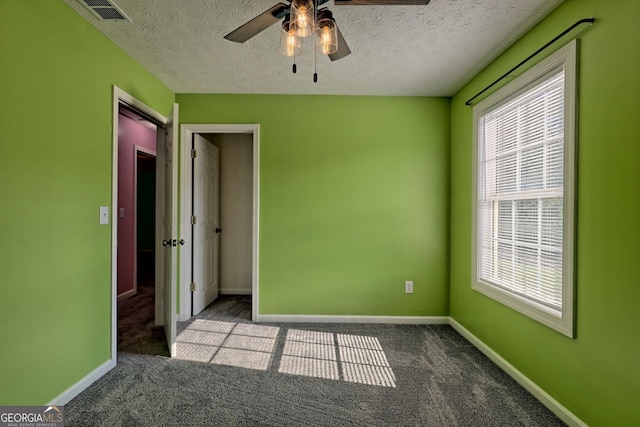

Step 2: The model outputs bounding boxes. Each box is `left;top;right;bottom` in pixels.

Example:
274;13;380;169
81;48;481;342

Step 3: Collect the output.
178;239;185;245
162;239;170;246
215;228;222;234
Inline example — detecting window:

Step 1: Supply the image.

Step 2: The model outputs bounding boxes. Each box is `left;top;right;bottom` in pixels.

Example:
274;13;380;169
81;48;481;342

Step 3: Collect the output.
472;41;577;337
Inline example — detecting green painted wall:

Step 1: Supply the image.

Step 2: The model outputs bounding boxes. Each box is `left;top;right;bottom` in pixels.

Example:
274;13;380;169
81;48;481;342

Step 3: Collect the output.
450;0;640;425
0;1;174;404
178;95;451;316
5;0;635;422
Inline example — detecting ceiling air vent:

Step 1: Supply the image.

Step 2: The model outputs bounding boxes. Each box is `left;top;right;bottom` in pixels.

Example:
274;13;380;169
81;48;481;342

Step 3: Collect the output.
80;0;131;22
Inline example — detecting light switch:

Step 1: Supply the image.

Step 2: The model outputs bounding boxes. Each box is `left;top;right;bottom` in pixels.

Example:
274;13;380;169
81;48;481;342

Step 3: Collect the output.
100;206;109;225
119;208;125;219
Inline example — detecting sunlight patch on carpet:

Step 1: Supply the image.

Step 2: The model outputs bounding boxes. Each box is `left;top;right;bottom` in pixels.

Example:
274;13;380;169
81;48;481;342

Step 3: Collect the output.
342;362;396;387
279;355;339;380
282;341;337;360
176;320;278;370
176;343;218;363
278;329;396;387
212;347;273;371
175;320;395;385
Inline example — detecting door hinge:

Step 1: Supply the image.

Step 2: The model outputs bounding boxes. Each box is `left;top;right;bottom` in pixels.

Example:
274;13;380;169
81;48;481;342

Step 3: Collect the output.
191;149;197;158
190;282;196;292
191;215;197;225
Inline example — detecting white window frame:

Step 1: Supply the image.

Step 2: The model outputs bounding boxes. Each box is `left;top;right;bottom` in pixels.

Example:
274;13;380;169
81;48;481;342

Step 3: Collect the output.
472;40;577;337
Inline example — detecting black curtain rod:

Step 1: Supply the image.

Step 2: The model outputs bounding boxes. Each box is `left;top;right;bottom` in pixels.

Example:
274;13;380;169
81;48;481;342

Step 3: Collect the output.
465;17;595;106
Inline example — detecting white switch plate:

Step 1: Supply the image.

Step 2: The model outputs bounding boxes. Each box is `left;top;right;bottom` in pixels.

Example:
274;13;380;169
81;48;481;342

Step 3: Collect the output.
405;281;414;294
100;206;109;225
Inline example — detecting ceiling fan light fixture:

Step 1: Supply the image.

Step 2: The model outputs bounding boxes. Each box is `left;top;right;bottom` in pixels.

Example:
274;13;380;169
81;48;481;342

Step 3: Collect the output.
290;0;315;37
279;15;302;57
316;11;338;55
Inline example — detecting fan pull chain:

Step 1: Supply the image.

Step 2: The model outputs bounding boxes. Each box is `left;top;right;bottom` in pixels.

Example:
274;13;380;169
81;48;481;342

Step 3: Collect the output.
313;0;318;82
313;51;317;82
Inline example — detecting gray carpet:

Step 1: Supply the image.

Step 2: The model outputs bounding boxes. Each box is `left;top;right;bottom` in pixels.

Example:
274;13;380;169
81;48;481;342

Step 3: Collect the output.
67;296;565;426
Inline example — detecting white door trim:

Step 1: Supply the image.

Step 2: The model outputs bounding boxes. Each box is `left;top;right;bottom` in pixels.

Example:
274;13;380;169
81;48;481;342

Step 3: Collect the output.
112;86;168;363
179;124;260;322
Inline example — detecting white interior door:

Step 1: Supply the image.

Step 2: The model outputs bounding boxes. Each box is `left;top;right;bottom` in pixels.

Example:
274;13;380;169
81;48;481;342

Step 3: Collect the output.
192;134;220;315
158;103;178;357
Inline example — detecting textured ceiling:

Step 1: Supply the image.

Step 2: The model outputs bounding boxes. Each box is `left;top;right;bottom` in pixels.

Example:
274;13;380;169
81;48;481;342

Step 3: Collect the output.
64;0;563;96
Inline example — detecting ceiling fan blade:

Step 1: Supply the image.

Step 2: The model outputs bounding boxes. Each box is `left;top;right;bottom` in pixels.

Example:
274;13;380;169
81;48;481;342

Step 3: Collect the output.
224;3;289;43
329;25;351;62
334;0;430;5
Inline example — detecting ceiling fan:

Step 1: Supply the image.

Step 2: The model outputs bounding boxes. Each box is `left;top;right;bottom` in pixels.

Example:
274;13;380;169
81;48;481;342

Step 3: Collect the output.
224;0;430;63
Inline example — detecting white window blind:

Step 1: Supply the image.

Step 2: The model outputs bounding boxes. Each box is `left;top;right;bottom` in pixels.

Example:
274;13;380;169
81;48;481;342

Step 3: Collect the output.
479;69;565;315
472;40;576;337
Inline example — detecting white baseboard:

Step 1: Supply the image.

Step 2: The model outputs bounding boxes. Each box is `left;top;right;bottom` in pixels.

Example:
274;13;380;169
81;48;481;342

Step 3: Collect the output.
219;289;252;295
257;314;450;324
48;358;115;406
449;318;586;427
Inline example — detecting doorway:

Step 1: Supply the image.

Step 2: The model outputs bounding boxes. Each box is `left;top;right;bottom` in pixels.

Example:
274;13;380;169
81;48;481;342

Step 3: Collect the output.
116;107;157;300
111;86;179;363
179;124;260;322
190;133;254;316
136;151;156;291
116;107;167;355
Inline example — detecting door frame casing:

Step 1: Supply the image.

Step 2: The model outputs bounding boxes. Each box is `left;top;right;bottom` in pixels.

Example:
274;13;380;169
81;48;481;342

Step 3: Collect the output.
179;124;260;322
112;86;168;363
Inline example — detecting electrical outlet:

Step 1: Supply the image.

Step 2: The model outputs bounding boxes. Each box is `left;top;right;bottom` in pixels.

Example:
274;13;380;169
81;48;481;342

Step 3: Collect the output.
405;281;414;294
